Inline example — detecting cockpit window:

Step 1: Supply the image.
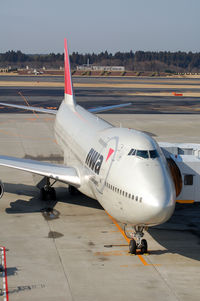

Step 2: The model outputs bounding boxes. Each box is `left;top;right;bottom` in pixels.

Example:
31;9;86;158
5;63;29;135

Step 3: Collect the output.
149;150;159;159
128;148;159;159
136;150;149;158
128;149;136;155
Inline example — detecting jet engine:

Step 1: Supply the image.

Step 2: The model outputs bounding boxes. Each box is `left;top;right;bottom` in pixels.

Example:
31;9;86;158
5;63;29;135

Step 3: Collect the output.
0;180;4;199
167;157;182;197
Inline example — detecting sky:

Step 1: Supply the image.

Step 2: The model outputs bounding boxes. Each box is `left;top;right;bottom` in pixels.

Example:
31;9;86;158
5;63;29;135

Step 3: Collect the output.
0;0;200;54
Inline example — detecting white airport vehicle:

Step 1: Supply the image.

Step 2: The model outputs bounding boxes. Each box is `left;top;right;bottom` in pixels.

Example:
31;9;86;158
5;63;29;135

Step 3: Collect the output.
0;39;194;255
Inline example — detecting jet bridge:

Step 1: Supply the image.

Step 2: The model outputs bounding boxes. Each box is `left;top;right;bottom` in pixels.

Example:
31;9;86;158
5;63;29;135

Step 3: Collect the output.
160;142;200;203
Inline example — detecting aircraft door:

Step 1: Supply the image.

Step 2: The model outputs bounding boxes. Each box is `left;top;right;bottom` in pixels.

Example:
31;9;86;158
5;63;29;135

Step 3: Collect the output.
116;144;124;161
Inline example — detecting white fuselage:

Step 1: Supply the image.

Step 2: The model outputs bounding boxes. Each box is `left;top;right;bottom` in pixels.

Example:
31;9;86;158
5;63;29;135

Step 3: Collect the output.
54;100;176;227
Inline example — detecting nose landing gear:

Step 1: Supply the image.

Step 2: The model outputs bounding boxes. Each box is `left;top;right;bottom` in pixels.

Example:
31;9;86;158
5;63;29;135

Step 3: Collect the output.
125;225;148;255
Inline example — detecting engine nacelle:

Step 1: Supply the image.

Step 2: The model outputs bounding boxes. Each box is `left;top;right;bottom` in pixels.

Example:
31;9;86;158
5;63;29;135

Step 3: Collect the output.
167;157;182;197
0;180;4;199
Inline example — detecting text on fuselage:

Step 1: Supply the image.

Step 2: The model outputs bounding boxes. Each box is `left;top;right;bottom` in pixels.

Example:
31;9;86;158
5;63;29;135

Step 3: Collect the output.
85;148;103;174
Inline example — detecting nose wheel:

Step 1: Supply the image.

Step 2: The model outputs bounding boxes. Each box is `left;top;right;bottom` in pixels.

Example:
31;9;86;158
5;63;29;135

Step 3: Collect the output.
129;238;148;254
126;225;148;255
140;239;148;254
129;239;137;254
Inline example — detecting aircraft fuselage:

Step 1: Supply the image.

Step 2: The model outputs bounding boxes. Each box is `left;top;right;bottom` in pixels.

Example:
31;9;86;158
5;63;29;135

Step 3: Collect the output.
55;100;176;227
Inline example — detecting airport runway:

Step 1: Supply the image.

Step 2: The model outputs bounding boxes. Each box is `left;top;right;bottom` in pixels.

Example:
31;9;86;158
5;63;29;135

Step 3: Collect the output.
1;76;200;114
0;77;200;300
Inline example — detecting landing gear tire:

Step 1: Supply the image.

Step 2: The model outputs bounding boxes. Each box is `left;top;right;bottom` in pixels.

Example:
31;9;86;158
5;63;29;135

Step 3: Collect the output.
68;185;76;195
124;225;149;255
129;239;137;255
40;187;45;200
40;187;56;201
140;239;148;254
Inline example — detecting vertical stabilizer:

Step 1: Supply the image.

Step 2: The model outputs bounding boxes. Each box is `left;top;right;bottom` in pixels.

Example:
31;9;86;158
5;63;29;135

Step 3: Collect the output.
64;38;76;108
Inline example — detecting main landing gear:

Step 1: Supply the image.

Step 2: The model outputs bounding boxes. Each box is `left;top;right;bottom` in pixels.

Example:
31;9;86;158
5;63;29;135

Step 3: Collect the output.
124;225;148;255
40;177;56;201
68;185;77;195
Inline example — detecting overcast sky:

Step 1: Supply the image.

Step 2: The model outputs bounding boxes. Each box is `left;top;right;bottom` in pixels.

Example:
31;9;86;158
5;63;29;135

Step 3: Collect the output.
0;0;200;54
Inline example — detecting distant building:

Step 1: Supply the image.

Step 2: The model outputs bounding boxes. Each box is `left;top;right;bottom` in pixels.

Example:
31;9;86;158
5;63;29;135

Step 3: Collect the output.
76;65;125;71
0;68;9;72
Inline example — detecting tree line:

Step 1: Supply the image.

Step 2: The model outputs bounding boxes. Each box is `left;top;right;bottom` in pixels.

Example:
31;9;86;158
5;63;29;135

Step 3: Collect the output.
1;49;200;72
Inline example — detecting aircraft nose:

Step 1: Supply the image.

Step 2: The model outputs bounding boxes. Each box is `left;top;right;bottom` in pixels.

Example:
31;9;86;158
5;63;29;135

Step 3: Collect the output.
137;162;176;225
143;193;175;225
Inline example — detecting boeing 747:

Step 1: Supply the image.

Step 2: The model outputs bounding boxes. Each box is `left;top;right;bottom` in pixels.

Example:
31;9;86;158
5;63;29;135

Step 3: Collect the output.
0;39;180;254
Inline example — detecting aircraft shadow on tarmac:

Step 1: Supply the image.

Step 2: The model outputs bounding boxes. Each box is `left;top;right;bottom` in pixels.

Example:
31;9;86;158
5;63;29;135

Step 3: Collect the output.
4;182;103;215
148;160;200;261
3;183;200;261
149;203;200;261
0;267;19;279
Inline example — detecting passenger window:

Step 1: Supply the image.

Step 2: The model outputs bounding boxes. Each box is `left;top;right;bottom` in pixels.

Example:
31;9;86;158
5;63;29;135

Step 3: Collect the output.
184;175;193;185
136;196;138;201
125;192;128;197
128;193;131;198
136;150;149;159
132;195;134;200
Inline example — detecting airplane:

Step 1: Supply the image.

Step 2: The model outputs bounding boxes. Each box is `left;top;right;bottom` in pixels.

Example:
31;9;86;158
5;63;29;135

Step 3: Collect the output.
0;39;180;255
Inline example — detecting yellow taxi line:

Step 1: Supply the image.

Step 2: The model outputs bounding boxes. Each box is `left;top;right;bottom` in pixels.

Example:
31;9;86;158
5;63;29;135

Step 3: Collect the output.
176;200;194;204
105;211;150;266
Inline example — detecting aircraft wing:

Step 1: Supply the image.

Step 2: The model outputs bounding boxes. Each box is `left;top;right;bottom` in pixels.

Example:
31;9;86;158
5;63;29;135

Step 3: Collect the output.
0;155;80;187
0;102;131;114
88;102;131;113
0;102;57;114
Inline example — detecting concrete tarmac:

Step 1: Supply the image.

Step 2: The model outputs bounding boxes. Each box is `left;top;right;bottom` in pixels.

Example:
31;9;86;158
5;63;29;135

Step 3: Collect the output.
0;113;200;300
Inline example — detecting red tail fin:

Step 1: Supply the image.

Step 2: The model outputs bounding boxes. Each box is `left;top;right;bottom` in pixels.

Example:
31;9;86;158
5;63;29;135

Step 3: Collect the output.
64;38;76;107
